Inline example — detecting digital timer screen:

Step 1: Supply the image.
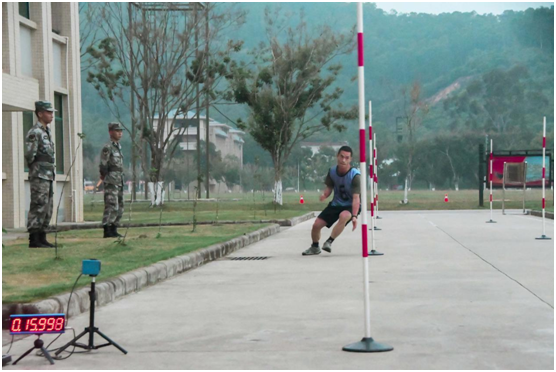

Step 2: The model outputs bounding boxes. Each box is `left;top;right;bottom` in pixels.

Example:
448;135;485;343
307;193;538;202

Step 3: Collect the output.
9;314;66;335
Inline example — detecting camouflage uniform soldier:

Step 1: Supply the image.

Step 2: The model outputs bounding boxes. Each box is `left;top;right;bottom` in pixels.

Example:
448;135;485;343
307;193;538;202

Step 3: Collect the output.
25;101;57;248
100;122;125;238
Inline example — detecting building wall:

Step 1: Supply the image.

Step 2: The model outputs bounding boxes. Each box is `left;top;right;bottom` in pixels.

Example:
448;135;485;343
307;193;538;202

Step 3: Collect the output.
1;2;83;228
158;117;244;165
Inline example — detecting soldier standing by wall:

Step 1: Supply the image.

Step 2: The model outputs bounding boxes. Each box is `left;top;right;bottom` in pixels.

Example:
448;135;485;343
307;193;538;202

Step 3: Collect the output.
100;122;125;238
25;101;57;248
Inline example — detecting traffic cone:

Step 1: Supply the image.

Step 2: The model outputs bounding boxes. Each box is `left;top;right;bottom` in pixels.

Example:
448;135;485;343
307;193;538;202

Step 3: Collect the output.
300;195;304;204
444;194;449;203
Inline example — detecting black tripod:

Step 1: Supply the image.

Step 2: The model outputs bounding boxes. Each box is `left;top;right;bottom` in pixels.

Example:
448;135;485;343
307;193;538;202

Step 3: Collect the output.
54;277;127;357
12;336;54;365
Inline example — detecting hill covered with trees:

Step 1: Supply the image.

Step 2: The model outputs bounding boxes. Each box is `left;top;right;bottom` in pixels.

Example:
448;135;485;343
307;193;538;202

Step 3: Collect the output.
80;3;554;191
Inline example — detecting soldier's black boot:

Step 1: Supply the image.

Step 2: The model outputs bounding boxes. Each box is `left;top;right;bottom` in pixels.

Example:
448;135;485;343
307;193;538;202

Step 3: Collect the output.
40;232;55;247
29;232;49;248
103;225;112;238
111;225;123;238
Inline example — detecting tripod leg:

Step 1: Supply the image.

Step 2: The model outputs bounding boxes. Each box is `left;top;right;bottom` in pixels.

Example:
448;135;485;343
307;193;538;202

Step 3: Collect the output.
95;329;128;354
12;346;35;365
54;329;89;356
40;347;55;365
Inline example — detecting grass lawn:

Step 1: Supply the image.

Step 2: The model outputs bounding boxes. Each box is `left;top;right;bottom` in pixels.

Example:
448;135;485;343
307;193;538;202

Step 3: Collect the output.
369;189;554;211
2;224;269;304
83;192;314;224
82;189;554;224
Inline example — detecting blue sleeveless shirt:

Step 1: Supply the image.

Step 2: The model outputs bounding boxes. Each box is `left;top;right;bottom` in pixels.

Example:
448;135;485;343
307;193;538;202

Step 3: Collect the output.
329;166;361;207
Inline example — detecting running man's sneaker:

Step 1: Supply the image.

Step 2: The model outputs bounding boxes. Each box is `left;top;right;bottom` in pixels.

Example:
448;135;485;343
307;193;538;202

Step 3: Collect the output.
322;241;333;253
302;245;321;256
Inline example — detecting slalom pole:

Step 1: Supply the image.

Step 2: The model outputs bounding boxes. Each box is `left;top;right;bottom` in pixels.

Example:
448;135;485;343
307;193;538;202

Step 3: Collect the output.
343;3;391;353
486;139;496;223
375;133;382;220
373;133;381;230
536;117;551;240
523;161;527;215
368;103;383;256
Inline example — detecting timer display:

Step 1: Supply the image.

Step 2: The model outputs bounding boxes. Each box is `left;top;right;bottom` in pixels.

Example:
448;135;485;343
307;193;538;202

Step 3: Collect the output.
9;314;66;335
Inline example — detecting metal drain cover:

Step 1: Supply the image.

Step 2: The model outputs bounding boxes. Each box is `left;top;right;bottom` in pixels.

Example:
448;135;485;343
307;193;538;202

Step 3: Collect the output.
228;257;270;261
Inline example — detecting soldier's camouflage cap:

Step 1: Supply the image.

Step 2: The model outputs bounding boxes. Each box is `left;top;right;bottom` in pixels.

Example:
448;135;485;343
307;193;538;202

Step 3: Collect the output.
108;122;124;131
35;101;57;112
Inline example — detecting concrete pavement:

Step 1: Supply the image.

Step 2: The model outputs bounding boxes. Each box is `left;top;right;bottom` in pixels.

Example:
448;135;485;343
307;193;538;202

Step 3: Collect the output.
3;210;553;369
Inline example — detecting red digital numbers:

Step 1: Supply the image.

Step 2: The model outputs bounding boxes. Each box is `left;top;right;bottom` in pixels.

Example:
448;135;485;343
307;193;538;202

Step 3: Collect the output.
10;315;65;334
28;318;37;332
38;317;47;331
10;318;21;333
55;317;65;331
47;317;56;331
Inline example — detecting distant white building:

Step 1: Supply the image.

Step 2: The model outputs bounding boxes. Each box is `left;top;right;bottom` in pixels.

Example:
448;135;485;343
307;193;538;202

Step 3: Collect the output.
154;110;244;165
301;141;349;156
153;110;245;193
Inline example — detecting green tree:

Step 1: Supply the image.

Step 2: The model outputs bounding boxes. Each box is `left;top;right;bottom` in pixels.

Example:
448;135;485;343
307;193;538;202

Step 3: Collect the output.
399;81;429;190
84;3;244;194
221;155;241;190
224;7;357;204
510;7;554;51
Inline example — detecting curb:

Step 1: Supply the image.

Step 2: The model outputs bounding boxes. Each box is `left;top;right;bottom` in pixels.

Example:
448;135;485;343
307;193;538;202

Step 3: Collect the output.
530;210;554;220
2;212;317;328
2;224;280;328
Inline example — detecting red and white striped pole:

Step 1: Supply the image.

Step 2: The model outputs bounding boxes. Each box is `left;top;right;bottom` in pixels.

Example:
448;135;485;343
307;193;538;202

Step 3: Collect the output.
373;134;382;227
375;134;382;220
368;103;382;254
486;139;496;223
343;3;391;353
536;117;551;240
368;120;374;229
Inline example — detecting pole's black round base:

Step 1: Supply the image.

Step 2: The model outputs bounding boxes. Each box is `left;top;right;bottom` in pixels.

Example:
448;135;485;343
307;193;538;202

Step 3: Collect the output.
368;250;384;256
343;337;393;353
535;235;552;240
376;216;383;219
373;227;382;231
485;220;497;223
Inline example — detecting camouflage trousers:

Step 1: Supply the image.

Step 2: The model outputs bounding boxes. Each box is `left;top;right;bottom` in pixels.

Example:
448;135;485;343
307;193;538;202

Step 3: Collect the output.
27;179;53;233
102;183;124;226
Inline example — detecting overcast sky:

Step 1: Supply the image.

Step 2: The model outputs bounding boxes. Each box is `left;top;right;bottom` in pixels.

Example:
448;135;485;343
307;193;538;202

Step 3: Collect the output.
374;2;553;15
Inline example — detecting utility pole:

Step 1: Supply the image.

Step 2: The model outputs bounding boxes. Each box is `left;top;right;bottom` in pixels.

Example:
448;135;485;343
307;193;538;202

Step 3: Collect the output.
128;3;137;201
195;3;201;199
205;5;210;199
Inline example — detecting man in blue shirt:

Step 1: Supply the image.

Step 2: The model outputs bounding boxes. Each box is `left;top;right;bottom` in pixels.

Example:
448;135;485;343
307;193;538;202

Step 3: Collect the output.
303;146;361;255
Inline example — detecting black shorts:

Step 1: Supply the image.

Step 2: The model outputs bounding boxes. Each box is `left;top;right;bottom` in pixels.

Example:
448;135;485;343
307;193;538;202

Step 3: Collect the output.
318;203;360;228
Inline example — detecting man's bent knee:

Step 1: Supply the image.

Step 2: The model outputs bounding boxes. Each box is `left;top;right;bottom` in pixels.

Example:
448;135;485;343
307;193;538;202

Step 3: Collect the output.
312;219;327;230
339;211;352;222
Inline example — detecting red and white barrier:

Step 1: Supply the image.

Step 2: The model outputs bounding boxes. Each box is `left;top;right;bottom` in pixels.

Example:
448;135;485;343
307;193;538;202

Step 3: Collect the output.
343;3;391;353
536;117;551;240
